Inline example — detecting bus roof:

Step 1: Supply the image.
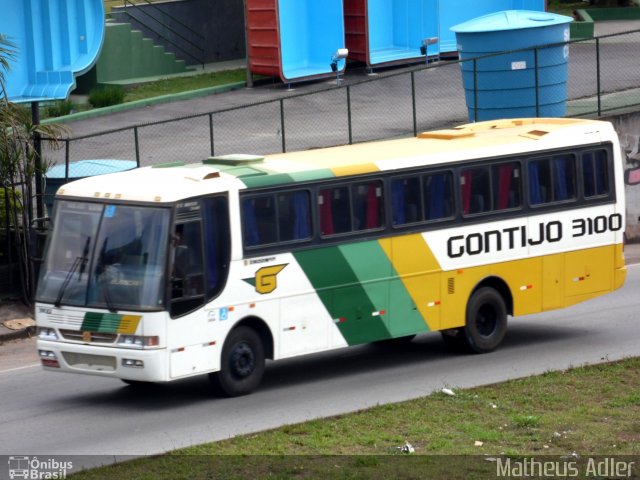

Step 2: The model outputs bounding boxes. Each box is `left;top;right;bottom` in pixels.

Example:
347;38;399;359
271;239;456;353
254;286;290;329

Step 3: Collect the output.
57;117;613;203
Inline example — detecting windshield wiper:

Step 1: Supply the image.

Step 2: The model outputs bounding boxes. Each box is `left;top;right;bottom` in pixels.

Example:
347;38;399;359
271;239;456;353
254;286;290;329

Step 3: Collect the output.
54;236;90;308
95;238;118;313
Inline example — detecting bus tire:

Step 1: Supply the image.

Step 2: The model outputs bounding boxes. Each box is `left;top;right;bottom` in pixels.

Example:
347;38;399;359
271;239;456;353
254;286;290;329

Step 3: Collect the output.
462;287;507;354
210;326;265;397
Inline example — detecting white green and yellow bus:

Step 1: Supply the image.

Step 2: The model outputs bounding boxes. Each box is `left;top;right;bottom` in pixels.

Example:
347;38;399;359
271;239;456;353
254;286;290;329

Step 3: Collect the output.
35;117;627;396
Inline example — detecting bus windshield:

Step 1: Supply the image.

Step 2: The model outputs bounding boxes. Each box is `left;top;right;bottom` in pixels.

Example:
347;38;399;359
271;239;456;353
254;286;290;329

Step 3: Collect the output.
36;201;171;311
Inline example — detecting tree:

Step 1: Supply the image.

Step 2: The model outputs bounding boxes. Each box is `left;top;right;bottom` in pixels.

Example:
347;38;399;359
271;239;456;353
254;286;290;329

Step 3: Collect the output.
1;34;67;304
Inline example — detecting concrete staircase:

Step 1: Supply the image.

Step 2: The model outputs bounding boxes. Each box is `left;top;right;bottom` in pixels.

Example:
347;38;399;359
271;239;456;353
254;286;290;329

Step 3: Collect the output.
76;21;190;90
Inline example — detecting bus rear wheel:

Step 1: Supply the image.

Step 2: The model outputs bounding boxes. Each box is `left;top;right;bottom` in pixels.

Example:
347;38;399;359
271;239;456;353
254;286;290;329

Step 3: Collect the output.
461;287;507;354
210;326;265;397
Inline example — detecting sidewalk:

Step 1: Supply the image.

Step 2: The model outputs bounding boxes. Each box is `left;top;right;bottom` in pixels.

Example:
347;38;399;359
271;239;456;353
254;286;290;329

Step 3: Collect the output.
2;244;639;344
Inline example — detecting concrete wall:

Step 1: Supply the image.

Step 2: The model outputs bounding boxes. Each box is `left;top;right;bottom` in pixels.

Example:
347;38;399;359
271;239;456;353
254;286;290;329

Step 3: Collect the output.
606;111;640;242
111;0;245;66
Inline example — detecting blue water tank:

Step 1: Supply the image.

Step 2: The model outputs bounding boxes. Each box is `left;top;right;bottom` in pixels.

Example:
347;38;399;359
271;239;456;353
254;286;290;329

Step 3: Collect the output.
44;160;137;215
451;10;573;121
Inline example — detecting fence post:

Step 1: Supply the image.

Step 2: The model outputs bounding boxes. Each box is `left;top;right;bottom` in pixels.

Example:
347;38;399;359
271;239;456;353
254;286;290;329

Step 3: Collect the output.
134;126;141;167
280;98;286;153
3;188;14;293
534;47;540;118
473;58;478;122
411;71;417;137
596;37;601;117
209;113;215;156
64;139;70;183
347;85;353;145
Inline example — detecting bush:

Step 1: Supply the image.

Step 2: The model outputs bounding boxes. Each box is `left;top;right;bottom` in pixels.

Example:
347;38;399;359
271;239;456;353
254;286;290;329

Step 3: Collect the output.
88;86;125;108
44;100;75;118
0;188;21;228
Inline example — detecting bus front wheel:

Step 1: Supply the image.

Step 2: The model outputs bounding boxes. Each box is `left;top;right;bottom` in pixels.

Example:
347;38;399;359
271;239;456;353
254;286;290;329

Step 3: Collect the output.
210;326;265;397
462;287;507;354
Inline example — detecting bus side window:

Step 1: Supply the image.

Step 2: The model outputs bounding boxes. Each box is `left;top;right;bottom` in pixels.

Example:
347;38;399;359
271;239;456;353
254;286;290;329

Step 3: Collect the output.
552;154;576;202
492;162;521;211
424;172;453;220
352;181;383;231
278;190;311;241
529;159;551;205
582;150;609;198
171;220;205;317
319;186;351;235
203;196;230;301
391;177;421;225
461;167;490;215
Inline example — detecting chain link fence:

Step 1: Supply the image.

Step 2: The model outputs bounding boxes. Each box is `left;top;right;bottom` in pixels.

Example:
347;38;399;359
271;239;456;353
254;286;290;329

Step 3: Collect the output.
36;28;640;178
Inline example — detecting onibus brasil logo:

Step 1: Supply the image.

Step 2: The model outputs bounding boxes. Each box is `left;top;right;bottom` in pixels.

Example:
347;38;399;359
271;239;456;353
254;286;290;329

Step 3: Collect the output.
7;456;73;479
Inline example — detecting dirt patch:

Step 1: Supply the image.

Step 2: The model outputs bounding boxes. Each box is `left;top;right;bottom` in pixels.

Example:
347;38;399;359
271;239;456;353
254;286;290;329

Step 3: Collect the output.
0;301;33;323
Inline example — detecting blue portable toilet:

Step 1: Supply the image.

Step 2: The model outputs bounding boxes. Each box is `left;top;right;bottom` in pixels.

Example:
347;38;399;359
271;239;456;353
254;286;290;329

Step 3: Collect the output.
451;10;573;122
44;160;137;216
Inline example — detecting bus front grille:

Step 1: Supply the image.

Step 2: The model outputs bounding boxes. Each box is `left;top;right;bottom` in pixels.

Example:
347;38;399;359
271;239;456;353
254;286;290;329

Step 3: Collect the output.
59;329;118;344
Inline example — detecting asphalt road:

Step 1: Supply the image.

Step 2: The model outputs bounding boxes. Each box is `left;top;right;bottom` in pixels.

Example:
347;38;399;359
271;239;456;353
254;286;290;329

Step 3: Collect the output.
1;264;638;468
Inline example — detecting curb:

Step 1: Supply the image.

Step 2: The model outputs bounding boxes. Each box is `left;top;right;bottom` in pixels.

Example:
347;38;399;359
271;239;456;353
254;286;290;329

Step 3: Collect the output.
42;81;247;125
0;325;36;343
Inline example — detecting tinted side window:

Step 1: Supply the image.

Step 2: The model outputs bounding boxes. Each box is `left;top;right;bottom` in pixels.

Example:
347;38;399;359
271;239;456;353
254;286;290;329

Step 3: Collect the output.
242;190;312;247
582;150;609;198
529;155;576;205
319;180;384;236
460;166;491;215
492;162;521;211
424;172;454;220
552;154;576;202
391;177;422;225
278;191;311;241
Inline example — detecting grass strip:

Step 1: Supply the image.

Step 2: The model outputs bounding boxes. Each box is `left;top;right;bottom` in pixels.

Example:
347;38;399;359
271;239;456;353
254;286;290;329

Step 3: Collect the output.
73;357;640;479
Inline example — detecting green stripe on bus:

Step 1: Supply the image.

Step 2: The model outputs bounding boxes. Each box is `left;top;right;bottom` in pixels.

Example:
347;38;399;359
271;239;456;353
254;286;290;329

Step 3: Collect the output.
81;312;122;333
340;241;430;337
294;245;391;345
238;168;335;189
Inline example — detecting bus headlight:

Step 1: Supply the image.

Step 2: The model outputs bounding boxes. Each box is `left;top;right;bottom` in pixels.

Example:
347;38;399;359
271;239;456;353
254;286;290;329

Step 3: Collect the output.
117;335;160;348
39;350;60;368
37;327;58;341
122;358;144;368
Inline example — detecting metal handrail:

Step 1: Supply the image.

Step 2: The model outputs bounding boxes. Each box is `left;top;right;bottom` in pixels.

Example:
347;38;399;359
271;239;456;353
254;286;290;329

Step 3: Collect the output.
124;0;204;41
121;0;205;68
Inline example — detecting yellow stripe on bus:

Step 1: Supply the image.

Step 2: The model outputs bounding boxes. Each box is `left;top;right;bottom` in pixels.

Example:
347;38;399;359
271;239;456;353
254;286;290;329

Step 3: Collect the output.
380;234;443;330
117;315;142;334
